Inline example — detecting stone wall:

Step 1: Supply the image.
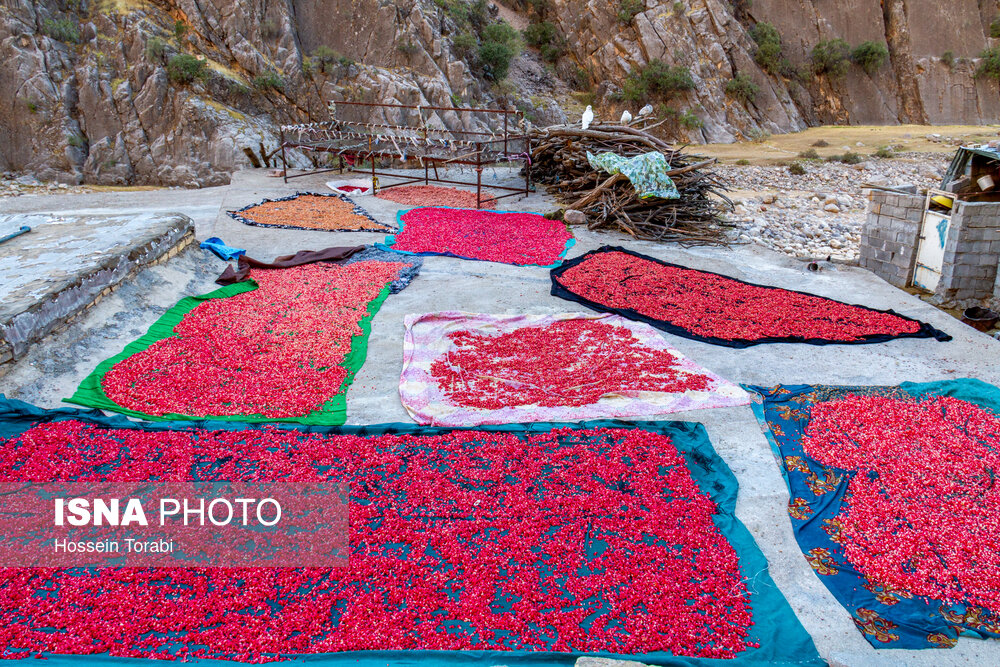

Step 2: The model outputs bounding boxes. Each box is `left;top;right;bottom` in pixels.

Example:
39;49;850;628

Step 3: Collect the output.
859;191;922;288
935;201;1000;305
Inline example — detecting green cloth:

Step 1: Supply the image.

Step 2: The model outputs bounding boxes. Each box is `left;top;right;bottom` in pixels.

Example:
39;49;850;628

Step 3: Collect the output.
66;279;393;425
586;151;680;199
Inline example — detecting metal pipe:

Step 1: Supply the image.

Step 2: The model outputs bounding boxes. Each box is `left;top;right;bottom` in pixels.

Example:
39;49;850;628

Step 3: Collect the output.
476;142;482;210
0;226;31;245
333;100;518;115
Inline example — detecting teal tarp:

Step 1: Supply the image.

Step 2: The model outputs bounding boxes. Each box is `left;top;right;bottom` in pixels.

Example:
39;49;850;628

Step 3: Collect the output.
0;397;821;666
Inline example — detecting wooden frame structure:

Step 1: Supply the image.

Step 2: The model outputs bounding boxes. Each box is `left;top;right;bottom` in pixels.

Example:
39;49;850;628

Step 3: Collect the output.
279;101;532;209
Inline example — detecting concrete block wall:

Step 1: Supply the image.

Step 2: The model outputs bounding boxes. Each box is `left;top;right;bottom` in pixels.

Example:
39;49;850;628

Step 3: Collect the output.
935;201;1000;304
994;256;1000;308
859;191;923;288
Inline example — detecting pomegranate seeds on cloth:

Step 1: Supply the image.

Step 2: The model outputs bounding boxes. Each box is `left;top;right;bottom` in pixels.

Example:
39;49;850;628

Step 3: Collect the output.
0;397;821;664
551;246;951;347
379;206;575;267
229;192;391;232
748;379;1000;649
400;312;749;426
375;184;498;209
67;259;415;424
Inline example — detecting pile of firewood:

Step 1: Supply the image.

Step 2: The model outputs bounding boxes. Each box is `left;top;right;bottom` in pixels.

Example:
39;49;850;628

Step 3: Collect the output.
527;118;733;245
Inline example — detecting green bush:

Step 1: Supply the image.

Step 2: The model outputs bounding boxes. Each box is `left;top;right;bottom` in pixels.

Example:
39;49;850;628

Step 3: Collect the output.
619;61;694;102
746;127;770;143
478;22;520;81
812;38;851;77
942;51;955;69
312;45;336;72
618;0;644;23
749;22;782;74
468;0;490;29
679;109;702;129
798;148;820;159
145;36;167;61
166;53;208;84
43;18;81;43
523;21;556;46
523;21;564;62
397;40;420;56
479;41;516;80
788;162;807;175
735;158;751;165
991;16;1000;38
977;48;1000;79
827;151;863;165
725;72;759;105
648;61;694;93
852;40;889;74
253;71;284;90
452;32;477;60
311;46;351;74
482;22;520;48
227;79;252;95
875;145;894;159
173;19;188;40
570;65;591;90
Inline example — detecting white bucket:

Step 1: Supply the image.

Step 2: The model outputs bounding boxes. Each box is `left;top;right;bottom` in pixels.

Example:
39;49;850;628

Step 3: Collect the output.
978;174;995;191
326;178;374;196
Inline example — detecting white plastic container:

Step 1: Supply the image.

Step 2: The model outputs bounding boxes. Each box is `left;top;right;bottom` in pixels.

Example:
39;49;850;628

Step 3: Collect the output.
977;174;995;191
326;178;374;196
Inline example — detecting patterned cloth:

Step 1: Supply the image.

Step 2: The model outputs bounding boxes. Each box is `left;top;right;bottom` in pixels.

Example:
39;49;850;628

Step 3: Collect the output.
400;312;748;426
747;379;1000;650
586;151;680;199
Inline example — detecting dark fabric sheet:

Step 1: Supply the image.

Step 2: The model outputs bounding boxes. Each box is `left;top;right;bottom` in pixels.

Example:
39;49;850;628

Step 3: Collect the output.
550;246;952;348
343;246;424;293
227;191;391;232
216;246;365;285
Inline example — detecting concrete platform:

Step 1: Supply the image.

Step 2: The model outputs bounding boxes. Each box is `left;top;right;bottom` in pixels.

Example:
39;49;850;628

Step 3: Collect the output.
0;212;193;375
1;169;999;666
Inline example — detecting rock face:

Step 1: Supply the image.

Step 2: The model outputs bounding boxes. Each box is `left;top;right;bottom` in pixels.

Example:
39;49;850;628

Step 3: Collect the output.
545;0;1000;141
0;0;490;185
1;0;998;185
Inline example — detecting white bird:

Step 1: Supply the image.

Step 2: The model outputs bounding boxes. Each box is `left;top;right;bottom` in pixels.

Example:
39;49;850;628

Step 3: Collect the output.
620;109;633;124
638;104;654;117
581;105;594;130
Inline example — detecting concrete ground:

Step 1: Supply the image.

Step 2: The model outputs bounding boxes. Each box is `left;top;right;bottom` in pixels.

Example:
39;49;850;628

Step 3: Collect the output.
2;168;999;666
0;211;192;370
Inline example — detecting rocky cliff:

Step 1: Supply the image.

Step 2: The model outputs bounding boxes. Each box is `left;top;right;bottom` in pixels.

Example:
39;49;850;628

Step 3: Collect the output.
0;0;497;185
543;0;1000;142
1;0;998;185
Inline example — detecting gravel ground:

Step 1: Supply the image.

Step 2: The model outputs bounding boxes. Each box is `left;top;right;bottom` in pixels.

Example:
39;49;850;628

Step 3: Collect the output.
718;153;951;261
